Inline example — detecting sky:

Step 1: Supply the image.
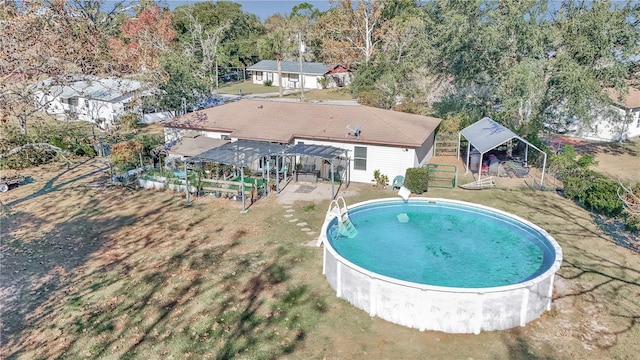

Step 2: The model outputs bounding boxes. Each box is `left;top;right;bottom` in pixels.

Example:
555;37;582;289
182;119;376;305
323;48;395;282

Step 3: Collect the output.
159;0;333;20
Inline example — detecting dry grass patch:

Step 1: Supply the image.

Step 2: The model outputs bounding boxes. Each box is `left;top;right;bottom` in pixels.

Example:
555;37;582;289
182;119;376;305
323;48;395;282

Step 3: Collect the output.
1;160;639;360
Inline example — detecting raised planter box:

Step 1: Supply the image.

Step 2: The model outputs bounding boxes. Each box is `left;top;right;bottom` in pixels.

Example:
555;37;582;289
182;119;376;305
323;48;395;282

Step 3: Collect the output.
139;178;166;190
139;176;196;193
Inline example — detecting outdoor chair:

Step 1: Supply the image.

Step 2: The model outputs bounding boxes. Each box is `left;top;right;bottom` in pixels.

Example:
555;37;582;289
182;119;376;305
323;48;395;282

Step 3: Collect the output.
392;175;405;189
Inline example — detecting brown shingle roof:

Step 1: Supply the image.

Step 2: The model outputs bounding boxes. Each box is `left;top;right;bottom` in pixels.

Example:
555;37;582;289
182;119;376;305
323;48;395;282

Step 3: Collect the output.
605;87;640;109
163;99;441;148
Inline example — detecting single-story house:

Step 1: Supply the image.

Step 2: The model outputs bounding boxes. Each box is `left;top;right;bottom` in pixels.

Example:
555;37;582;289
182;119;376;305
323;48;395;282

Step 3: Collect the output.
567;87;640;141
162;99;441;184
34;77;145;129
246;60;352;90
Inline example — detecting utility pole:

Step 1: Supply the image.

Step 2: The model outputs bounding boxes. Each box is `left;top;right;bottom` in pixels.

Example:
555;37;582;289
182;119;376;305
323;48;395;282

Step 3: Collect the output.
298;33;305;101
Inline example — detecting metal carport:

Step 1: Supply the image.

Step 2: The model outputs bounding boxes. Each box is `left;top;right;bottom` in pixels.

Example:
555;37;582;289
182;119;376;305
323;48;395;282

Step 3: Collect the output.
457;117;547;186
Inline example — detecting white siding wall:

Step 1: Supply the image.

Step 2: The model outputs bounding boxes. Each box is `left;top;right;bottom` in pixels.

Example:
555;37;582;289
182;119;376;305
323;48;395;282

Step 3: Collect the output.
251;71;322;89
571;106;640;141
292;138;416;184
164;128;231;143
628;110;640;139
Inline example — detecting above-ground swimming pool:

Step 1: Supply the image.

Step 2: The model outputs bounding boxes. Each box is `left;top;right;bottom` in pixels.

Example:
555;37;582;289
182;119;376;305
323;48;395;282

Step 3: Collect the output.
318;197;563;334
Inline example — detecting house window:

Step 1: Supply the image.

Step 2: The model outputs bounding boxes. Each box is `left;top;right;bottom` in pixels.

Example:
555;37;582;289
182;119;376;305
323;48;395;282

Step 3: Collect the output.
289;73;299;81
62;97;78;106
221;134;231;140
255;72;263;81
267;73;273;82
354;146;367;171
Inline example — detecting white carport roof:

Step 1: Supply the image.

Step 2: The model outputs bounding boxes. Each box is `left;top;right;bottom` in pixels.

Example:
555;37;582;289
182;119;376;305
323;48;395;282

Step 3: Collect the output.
457;117;547;186
460;117;520;153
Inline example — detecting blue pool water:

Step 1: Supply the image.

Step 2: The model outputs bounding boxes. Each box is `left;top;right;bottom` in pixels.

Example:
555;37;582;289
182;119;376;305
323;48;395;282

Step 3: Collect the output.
328;200;556;288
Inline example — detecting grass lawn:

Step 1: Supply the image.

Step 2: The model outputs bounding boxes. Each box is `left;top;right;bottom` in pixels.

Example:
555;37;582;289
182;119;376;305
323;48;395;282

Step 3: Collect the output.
217;80;278;96
1;158;639;359
217;80;355;101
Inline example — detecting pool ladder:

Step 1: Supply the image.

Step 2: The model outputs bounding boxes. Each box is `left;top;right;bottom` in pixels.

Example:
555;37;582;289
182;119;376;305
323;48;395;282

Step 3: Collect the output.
316;196;357;246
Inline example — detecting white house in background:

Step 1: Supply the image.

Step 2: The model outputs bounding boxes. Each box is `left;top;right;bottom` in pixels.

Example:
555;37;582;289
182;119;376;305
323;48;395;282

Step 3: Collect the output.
246;60;352;90
162;98;441;184
34;77;145;129
567;87;640;141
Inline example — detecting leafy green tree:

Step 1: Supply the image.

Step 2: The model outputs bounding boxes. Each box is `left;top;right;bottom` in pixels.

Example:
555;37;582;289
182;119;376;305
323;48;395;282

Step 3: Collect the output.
156;53;208;114
422;0;638;137
172;2;265;72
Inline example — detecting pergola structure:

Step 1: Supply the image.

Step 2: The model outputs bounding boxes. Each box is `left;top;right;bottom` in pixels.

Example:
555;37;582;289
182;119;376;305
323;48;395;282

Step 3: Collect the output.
185;140;349;212
285;143;349;199
457;117;547;186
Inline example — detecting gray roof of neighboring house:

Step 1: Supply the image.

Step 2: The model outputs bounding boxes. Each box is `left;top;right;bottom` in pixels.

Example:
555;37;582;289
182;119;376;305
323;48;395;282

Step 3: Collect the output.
247;60;329;75
43;78;143;102
163;99;442;148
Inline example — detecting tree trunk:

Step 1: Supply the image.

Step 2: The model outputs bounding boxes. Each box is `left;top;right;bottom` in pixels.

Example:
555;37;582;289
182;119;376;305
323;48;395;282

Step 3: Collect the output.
19;116;28;135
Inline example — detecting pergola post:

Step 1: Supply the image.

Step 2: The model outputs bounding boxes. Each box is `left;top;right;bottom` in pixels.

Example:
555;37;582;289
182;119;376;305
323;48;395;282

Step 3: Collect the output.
275;156;280;193
266;160;271;196
184;161;190;206
261;158;267;198
330;160;335;199
240;166;247;213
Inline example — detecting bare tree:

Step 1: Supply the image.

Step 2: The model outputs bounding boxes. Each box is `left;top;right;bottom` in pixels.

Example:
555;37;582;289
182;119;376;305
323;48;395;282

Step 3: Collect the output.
316;0;384;65
0;0;122;133
180;10;231;93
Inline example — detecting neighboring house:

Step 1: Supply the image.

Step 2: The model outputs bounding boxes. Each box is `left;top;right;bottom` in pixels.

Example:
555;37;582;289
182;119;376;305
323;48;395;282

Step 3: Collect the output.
246;60;352;90
34;77;145;129
325;64;352;88
567;87;640;142
162;99;441;184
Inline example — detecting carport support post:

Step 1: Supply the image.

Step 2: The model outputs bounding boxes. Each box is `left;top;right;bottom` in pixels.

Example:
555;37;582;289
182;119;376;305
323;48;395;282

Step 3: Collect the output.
465;142;471;173
540;152;547;187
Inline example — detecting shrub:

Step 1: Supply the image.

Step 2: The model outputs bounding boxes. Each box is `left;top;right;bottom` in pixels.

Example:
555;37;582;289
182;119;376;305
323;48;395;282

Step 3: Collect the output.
117;113;140;131
263;79;273;87
372;169;389;188
110;140;143;172
624;214;640;232
563;169;624;216
317;76;329;89
133;133;163;156
549;145;597;179
404;167;429;194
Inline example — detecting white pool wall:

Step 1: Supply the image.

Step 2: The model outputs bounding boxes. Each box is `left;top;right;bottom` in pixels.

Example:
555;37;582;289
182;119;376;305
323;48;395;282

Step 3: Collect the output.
321;198;563;334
